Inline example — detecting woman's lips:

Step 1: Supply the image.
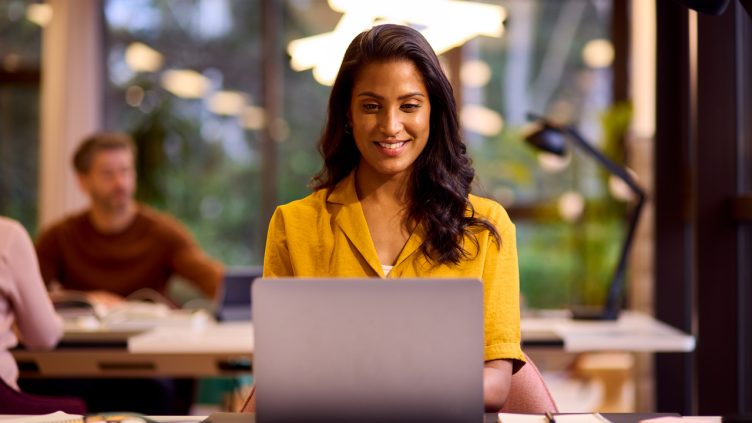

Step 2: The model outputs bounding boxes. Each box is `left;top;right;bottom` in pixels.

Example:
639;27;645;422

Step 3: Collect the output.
373;140;409;156
376;141;406;149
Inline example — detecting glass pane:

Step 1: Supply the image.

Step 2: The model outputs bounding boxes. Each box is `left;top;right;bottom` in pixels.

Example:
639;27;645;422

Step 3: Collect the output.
104;0;263;265
102;0;624;310
0;0;42;233
466;0;622;309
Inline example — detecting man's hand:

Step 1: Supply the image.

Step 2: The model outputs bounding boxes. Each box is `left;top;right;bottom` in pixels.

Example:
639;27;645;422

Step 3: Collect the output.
85;290;125;307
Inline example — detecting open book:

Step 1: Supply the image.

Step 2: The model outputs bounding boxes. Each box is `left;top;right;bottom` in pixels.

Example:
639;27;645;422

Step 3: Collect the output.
0;411;84;423
53;290;211;332
498;413;611;423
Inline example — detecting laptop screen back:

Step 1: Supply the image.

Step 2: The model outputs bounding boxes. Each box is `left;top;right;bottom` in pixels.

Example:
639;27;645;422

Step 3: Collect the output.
252;278;485;423
215;266;262;321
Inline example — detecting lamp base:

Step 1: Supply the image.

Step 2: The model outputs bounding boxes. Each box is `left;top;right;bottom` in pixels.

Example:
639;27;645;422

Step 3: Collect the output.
570;305;620;321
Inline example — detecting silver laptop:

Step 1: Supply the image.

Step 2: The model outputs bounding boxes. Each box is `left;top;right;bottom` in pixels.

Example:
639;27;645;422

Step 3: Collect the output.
252;277;485;423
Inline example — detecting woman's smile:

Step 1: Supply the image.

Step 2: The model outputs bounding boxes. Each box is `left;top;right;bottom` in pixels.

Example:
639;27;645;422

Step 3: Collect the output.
350;60;430;180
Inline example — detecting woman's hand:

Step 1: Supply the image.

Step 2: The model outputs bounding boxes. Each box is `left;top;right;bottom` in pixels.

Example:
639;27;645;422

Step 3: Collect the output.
483;359;513;411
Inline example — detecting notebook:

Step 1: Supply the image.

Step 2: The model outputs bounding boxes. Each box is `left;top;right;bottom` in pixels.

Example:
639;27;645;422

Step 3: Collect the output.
252;277;485;423
215;266;263;321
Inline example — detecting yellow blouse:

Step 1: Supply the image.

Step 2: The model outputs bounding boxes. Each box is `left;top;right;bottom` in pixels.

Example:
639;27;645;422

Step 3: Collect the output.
263;172;525;367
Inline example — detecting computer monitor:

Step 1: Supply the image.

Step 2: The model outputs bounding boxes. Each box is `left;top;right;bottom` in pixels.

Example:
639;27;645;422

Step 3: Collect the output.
214;266;262;322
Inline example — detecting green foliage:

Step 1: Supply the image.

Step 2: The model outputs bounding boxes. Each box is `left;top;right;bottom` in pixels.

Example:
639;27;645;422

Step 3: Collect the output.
471;102;633;309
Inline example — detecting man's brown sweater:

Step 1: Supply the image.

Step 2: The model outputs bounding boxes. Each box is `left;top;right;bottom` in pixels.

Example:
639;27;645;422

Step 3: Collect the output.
35;204;223;299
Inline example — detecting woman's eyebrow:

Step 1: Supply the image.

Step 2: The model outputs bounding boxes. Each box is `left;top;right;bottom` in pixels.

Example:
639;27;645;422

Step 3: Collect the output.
398;92;425;100
356;91;425;100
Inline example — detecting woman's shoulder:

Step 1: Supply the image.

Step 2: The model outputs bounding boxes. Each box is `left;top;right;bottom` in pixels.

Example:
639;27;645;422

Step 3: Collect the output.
468;194;513;229
0;216;23;234
0;216;32;258
0;216;24;249
275;188;330;219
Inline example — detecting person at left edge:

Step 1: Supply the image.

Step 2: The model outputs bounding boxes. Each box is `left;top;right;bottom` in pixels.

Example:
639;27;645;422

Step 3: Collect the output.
35;132;223;304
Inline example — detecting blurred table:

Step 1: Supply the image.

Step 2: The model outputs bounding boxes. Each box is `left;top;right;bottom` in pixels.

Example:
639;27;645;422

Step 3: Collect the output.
13;310;693;378
13;321;254;377
521;310;695;352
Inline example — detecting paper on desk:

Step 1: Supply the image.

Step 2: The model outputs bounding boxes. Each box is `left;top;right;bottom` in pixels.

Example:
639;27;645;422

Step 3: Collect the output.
101;303;211;331
0;411;84;423
128;321;254;353
498;413;611;423
640;417;721;423
61;302;212;332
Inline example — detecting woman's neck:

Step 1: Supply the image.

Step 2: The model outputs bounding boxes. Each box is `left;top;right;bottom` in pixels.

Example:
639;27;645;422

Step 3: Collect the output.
355;166;410;206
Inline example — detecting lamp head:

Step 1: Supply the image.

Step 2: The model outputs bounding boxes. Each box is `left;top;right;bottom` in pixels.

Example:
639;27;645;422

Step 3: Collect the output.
524;123;568;156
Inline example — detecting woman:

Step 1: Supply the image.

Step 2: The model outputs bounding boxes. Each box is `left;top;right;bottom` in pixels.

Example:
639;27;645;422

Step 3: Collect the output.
252;23;524;411
0;217;63;391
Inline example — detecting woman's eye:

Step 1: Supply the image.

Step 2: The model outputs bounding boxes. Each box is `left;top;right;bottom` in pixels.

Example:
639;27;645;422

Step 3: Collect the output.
401;103;420;111
362;103;379;112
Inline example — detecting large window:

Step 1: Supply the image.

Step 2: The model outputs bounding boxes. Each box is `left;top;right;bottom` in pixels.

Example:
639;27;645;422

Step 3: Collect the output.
465;1;622;309
103;0;623;309
0;0;43;232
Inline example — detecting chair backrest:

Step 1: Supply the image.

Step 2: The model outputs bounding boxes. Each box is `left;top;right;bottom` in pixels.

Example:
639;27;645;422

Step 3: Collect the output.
241;384;256;412
0;378;87;415
501;353;558;414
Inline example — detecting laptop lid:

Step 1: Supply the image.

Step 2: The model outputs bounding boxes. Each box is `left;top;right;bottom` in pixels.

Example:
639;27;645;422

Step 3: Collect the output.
252;278;485;423
215;266;262;321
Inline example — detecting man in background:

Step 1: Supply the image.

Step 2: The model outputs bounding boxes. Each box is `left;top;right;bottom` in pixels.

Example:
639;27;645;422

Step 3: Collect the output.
35;132;223;304
24;132;224;414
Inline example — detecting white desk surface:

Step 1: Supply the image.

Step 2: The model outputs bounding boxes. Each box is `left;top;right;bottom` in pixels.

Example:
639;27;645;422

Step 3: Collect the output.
123;310;695;354
521;310;696;352
13;310;694;377
128;321;254;353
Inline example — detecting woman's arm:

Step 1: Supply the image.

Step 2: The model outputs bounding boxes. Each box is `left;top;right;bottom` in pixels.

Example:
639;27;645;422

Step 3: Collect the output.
6;220;63;349
484;359;513;411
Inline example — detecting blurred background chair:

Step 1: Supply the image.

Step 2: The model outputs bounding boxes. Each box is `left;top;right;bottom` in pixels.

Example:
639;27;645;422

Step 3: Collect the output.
501;353;558;414
0;377;86;414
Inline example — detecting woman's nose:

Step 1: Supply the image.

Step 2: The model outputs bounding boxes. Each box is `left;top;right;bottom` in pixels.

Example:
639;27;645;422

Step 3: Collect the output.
379;109;402;137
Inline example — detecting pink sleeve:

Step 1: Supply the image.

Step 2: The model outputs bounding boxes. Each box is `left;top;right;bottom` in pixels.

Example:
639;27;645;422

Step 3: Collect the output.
3;220;63;349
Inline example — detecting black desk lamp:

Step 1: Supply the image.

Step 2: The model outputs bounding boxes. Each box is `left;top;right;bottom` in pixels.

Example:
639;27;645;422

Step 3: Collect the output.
524;112;646;320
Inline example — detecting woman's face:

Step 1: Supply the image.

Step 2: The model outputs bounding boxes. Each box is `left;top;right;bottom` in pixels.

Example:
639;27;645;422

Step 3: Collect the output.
349;59;431;181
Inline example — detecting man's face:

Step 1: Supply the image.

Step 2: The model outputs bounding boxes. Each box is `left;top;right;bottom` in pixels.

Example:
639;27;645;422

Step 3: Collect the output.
77;148;136;213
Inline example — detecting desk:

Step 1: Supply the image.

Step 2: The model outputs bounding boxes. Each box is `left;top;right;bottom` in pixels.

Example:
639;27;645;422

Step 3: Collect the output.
13;322;254;377
12;311;693;378
521;311;695;352
0;413;708;423
157;413;701;423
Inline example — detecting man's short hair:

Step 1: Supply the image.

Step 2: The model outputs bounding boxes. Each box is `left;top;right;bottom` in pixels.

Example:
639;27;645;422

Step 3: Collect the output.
73;132;137;174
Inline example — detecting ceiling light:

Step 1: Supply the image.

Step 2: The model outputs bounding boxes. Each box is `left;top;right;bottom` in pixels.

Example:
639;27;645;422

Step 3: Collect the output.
242;106;266;130
582;39;614;69
461;104;504;137
26;3;53;27
125;42;164;73
460;60;492;88
161;70;209;99
289;0;506;86
208;91;247;116
558;191;585;222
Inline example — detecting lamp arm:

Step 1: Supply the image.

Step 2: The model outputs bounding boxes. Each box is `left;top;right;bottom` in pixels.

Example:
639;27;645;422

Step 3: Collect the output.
564;126;646;199
564;125;647;319
603;191;646;318
525;113;648;319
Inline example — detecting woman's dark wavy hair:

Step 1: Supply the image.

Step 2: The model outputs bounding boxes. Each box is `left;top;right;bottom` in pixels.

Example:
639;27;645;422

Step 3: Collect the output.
311;24;500;264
